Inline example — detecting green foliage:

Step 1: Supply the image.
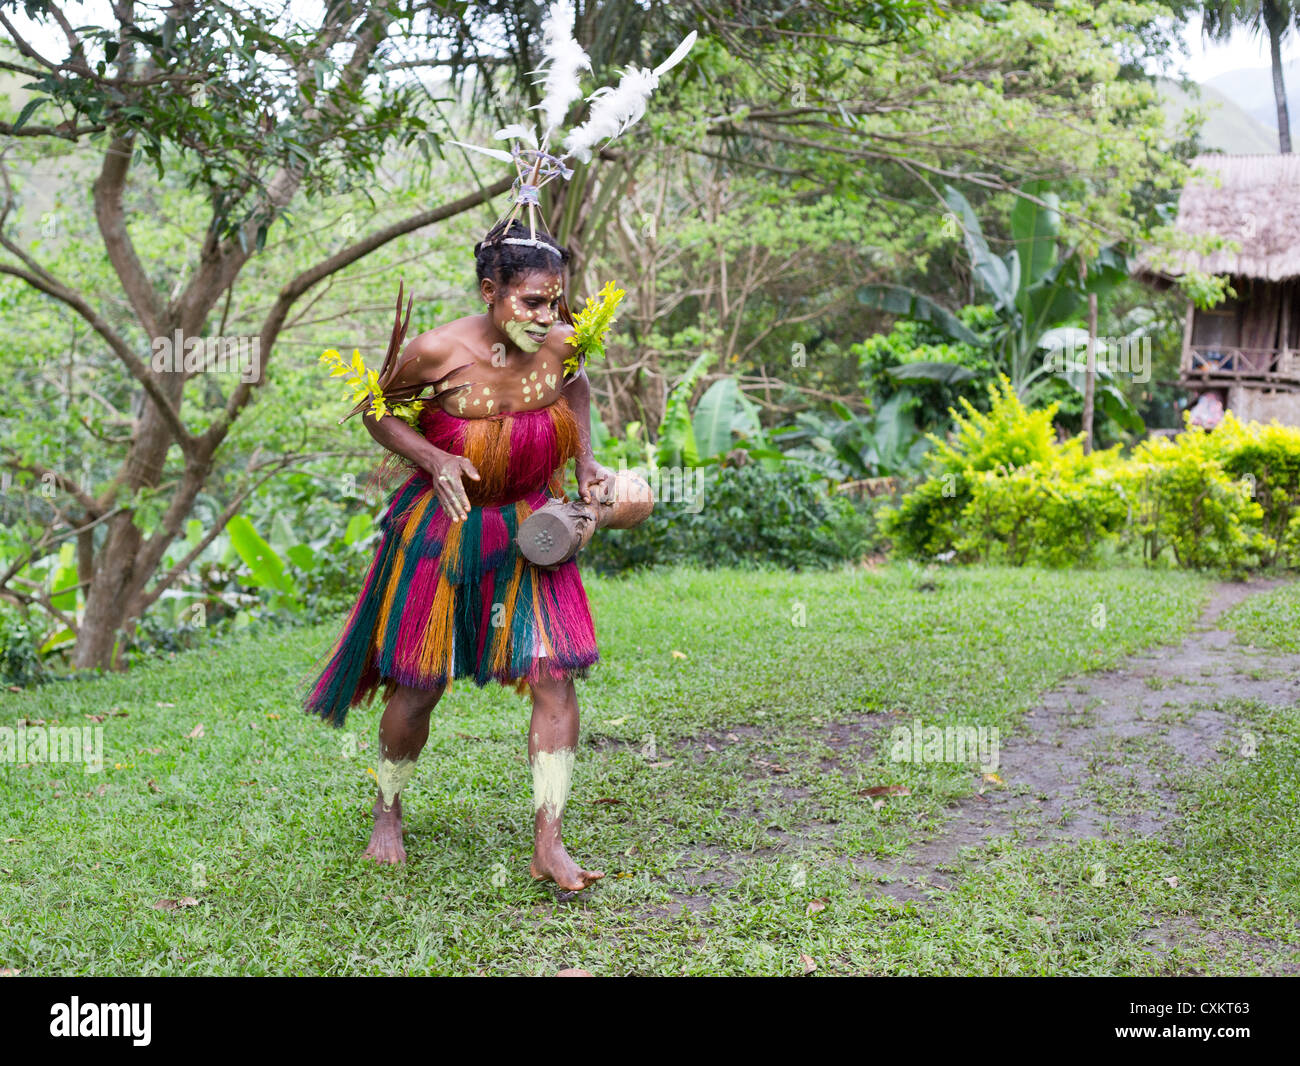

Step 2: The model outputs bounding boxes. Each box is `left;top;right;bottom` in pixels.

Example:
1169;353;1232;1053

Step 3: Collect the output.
852;305;997;429
1123;420;1267;571
655;351;714;469
1219;420;1300;565
581;463;876;573
886;386;1297;572
958;451;1129;567
941;183;1131;403
0;610;47;687
774;394;929;479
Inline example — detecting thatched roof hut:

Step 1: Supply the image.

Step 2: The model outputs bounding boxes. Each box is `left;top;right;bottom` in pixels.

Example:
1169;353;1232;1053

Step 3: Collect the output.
1137;154;1300;425
1137;154;1300;281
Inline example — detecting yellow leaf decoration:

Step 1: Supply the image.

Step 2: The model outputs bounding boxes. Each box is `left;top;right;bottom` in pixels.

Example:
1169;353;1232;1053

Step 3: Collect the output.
565;280;625;376
318;346;421;423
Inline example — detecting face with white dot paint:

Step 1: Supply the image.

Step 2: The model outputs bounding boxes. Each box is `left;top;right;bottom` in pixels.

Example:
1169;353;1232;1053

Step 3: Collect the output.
481;268;564;354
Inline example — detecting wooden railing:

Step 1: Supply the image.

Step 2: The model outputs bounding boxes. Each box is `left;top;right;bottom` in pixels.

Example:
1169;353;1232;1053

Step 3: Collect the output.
1181;346;1300;385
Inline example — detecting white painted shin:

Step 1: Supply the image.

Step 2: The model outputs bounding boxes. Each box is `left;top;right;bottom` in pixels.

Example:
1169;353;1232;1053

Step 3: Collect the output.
377;757;417;813
531;748;575;821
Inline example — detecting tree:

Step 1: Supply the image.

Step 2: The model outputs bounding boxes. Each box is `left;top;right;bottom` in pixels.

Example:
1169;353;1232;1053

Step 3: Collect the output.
0;1;514;669
1202;0;1300;153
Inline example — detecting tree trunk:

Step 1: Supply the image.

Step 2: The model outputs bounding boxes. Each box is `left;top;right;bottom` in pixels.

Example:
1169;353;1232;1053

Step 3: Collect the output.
73;374;185;670
1083;290;1098;455
1270;20;1293;154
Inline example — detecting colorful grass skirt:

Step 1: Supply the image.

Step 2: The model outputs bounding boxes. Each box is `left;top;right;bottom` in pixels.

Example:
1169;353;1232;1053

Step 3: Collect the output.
304;395;599;725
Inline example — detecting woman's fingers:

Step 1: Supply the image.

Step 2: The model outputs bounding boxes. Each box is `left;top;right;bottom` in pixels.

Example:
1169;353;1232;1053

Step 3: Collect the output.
461;458;481;482
437;477;467;522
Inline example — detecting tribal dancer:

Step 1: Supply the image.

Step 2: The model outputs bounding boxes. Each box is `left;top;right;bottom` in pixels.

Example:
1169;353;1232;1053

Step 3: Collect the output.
303;2;694;892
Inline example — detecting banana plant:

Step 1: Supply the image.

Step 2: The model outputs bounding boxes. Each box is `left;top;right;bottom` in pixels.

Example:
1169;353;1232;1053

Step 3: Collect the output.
934;183;1128;401
773;392;929;479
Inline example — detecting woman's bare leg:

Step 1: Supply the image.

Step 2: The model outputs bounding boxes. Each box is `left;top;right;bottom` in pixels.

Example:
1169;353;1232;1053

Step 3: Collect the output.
363;680;446;864
527;672;604;891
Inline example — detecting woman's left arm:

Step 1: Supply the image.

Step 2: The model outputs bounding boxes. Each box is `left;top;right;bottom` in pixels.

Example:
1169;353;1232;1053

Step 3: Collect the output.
562;364;611;503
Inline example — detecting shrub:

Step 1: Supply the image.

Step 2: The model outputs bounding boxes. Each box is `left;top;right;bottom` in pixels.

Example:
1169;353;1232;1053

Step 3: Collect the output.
958;451;1129;567
886;381;1290;572
883;375;1069;558
581;462;875;572
0;610;47;687
1217;416;1300;566
1123;427;1267;571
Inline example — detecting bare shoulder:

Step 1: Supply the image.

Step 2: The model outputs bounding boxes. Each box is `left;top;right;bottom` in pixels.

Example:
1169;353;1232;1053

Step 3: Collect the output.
544;323;579;374
390;318;478;390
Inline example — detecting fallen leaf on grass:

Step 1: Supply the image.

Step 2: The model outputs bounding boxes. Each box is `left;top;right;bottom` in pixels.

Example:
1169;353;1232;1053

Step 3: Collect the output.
17;718;45;727
146;779;161;794
754;758;790;774
646;760;675;769
606;716;627;726
725;733;740;742
858;785;910;797
112;710;128;717
1163;876;1180;889
454;732;483;741
0;968;20;976
266;713;280;720
983;773;1003;785
157;702;175;708
592;797;623;805
556;968;593;977
4;839;22;845
151;897;200;911
800;954;817;975
671;650;687;659
806;898;827;915
185;724;204;739
871;799;885;810
84;714;105;723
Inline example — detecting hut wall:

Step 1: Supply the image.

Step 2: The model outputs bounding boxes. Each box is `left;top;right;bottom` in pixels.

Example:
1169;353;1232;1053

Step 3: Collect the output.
1227;384;1300;425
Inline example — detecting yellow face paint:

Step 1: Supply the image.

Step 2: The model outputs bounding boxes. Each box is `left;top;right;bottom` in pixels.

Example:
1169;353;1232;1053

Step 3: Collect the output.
505;318;545;352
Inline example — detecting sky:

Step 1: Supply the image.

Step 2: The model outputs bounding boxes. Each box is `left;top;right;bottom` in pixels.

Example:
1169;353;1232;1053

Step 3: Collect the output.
6;5;1299;87
1173;16;1300;82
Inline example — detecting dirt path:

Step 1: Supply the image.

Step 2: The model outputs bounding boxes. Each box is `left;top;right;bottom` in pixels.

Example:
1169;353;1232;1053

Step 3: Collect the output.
852;579;1300;900
652;578;1299;971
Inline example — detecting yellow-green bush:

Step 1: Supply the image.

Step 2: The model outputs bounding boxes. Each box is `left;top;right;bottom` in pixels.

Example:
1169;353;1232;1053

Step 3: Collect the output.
885;379;1299;571
1122;429;1266;570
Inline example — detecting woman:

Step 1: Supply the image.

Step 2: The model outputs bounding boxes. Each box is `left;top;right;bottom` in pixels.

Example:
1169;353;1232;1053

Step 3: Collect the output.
305;218;611;892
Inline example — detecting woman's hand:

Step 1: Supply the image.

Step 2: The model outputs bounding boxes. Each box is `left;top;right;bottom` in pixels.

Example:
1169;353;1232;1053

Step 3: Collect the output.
429;452;481;522
575;456;613;504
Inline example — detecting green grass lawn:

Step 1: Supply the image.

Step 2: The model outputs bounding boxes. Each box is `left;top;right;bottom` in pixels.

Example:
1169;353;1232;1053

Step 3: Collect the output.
1223;581;1300;653
3;563;1297;975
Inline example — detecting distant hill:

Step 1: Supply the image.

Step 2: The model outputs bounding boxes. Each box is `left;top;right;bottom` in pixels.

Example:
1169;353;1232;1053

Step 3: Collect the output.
1206;59;1300;136
1158;77;1278;153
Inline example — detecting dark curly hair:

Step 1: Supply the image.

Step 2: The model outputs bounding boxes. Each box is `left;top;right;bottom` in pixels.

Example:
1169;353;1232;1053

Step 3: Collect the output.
473;218;572;287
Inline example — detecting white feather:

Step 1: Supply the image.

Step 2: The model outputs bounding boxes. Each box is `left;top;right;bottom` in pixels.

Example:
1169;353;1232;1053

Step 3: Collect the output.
494;123;538;147
533;0;591;142
448;140;516;163
562;31;696;163
563;66;658;163
652;31;697;77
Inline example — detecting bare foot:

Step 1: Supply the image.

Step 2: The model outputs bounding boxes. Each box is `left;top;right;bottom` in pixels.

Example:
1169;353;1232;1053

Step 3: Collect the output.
362;795;406;864
530;839;604;892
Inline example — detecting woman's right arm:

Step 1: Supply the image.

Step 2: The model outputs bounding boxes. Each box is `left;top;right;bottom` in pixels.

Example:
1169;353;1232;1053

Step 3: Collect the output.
360;338;479;521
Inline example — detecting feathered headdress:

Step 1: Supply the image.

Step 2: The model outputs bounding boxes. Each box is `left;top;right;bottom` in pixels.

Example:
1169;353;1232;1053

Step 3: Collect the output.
451;0;696;254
